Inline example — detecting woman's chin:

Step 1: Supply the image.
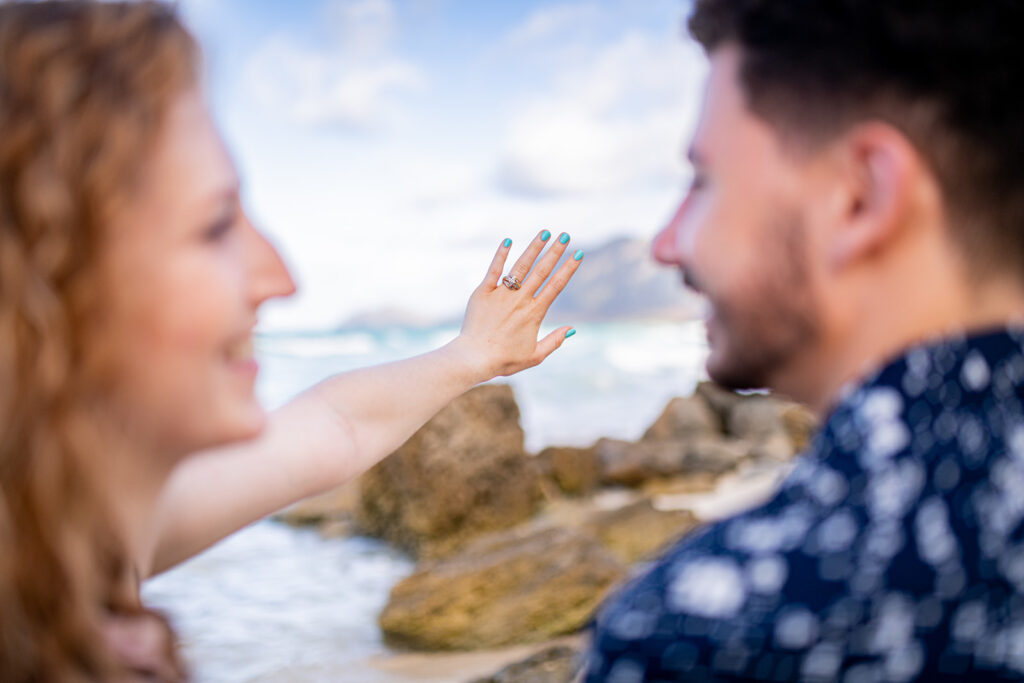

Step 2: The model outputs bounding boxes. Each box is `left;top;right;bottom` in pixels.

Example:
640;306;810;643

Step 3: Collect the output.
187;402;267;455
229;402;268;441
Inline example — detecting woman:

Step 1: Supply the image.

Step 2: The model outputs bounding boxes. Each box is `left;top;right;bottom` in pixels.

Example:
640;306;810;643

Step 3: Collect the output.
0;2;582;680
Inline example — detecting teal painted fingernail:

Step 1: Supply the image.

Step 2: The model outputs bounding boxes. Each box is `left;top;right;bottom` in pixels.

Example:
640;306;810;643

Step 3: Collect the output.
503;238;512;248
573;249;584;261
565;328;576;339
559;233;570;245
540;230;551;241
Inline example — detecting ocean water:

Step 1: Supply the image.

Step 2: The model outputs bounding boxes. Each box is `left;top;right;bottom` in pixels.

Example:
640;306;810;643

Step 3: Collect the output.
143;320;709;682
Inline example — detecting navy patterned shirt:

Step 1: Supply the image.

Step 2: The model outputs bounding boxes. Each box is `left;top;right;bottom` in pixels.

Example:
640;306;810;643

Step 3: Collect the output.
584;328;1024;682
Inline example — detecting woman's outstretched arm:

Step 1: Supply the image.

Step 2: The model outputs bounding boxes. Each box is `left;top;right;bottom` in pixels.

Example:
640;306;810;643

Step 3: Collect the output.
144;231;582;576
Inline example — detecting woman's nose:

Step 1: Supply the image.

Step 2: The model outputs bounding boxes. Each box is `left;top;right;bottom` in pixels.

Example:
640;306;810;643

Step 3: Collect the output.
244;218;297;306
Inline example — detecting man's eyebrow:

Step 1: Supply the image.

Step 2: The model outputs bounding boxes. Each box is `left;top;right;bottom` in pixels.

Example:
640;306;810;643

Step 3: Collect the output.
208;181;241;205
687;147;706;166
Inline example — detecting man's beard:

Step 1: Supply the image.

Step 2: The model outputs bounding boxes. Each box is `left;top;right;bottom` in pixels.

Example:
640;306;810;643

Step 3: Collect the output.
699;206;820;392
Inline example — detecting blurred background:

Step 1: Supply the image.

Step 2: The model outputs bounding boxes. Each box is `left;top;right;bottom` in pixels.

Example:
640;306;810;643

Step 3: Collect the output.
145;1;715;681
178;0;707;331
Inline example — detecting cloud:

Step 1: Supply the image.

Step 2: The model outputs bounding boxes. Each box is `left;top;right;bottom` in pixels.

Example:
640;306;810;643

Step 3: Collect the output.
496;5;706;198
503;3;603;48
324;0;396;58
243;0;424;130
176;0;232;44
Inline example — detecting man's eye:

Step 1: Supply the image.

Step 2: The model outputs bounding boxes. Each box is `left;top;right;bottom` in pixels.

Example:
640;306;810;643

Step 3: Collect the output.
690;174;707;192
204;217;235;242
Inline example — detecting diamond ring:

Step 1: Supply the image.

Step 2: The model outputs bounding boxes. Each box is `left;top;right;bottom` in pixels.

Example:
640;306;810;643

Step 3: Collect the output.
502;274;522;291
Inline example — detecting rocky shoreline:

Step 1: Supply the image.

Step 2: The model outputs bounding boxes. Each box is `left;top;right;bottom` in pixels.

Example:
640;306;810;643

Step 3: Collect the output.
276;382;817;682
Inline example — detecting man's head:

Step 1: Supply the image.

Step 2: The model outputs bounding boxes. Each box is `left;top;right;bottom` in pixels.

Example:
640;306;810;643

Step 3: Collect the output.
654;1;1024;408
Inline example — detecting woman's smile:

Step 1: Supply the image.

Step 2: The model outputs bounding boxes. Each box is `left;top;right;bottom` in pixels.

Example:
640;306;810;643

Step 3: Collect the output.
224;335;257;375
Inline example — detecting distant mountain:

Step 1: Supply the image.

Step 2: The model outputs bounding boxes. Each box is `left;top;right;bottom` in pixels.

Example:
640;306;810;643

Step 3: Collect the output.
544;236;702;322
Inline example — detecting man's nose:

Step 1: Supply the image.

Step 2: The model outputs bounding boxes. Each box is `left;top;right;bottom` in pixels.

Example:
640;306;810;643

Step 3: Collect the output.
651;198;687;265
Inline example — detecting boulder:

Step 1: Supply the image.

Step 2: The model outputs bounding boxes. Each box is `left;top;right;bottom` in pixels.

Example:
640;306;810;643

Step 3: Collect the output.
356;385;540;558
727;396;787;440
749;431;798;462
379;527;626;651
781;401;818;452
684;437;752;473
641;395;721;442
597;436;747;487
275;481;359;527
728;396;819;459
694;381;750;423
469;645;581;683
583;499;700;564
537;446;602;496
641;472;718;496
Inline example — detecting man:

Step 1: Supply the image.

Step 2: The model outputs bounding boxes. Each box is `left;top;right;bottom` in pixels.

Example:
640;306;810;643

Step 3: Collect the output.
583;1;1024;681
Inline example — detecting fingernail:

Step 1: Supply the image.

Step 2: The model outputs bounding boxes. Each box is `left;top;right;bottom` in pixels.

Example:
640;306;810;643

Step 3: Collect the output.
559;233;570;245
573;250;584;261
565;328;576;339
540;230;551;242
503;238;512;248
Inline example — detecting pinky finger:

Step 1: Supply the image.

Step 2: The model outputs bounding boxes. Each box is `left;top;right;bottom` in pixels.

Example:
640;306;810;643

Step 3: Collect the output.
531;325;575;365
481;238;513;288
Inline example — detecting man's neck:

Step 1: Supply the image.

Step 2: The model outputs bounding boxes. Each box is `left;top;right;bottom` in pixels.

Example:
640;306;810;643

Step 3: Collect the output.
782;273;1024;418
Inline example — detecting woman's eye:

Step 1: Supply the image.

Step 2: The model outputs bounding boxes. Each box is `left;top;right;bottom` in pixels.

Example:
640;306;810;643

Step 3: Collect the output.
690;173;707;192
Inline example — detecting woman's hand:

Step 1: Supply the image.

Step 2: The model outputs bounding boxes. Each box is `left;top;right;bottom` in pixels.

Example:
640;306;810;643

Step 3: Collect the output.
452;230;583;381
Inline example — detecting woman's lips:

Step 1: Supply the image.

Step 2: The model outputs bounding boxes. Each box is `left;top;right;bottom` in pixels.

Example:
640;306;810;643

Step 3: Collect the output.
225;336;253;362
225;336;258;374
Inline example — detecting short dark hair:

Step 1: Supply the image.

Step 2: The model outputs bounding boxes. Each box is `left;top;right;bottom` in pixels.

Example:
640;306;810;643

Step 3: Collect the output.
689;0;1024;275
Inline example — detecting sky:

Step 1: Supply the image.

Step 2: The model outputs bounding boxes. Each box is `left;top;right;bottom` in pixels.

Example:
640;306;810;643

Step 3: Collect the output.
177;0;709;331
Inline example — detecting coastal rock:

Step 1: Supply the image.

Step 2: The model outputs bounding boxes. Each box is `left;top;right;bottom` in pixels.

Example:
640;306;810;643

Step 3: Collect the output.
598;438;676;486
379;527;626;650
356;385;539;558
641;472;718;496
469;645;581;683
694;381;751;423
597;436;747;487
781;401;818;452
686;437;752;473
537;446;602;496
728;396;787;439
583;499;700;563
728;396;819;459
642;395;722;441
748;431;798;462
275;480;359;527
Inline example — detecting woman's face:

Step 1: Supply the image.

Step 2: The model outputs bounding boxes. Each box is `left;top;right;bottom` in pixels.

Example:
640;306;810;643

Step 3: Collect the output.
102;89;295;457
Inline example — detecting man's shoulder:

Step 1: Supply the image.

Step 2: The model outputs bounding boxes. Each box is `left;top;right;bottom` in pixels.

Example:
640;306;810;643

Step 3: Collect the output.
584;328;1024;681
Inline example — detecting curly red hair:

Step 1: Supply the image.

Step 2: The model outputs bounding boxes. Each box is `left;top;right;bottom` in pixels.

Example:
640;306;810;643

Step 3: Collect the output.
0;2;198;679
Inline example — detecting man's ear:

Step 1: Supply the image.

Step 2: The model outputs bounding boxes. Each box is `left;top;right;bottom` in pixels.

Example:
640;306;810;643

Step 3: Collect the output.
827;122;919;271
